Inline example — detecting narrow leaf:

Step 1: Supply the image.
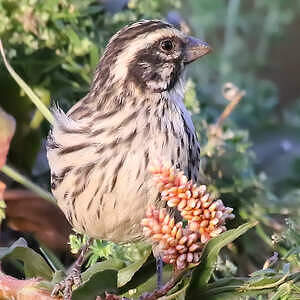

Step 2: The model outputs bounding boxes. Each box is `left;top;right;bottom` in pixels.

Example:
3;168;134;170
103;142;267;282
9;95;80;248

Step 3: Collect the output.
121;265;173;298
188;277;264;300
0;40;54;124
118;247;152;287
72;270;118;300
189;221;257;290
81;258;124;283
0;164;55;204
163;276;191;300
39;244;65;273
0;238;53;280
269;282;290;300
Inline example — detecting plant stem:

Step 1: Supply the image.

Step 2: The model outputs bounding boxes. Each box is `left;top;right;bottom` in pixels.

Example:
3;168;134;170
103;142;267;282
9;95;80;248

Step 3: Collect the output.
1;164;55;204
0;40;54;124
216;88;245;129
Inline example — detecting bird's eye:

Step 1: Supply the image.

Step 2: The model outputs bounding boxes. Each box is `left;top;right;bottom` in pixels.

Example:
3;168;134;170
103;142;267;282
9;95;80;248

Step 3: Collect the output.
160;39;174;52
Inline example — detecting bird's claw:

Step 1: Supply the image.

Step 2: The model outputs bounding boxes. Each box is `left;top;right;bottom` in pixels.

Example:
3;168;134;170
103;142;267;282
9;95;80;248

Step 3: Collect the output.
51;268;82;300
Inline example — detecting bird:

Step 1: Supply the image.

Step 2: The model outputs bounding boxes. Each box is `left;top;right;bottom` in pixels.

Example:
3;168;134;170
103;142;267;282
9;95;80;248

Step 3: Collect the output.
46;19;211;298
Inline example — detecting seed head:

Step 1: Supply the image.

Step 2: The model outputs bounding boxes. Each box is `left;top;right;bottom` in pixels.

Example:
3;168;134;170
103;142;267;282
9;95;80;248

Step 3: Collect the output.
149;162;235;248
142;206;203;270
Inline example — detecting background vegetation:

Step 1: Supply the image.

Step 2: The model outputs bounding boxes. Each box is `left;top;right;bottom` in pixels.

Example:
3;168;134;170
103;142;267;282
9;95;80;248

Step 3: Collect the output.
0;0;299;299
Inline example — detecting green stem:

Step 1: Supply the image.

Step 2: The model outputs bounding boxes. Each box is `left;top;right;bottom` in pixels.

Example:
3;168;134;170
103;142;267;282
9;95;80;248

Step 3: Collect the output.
0;40;54;124
1;164;56;204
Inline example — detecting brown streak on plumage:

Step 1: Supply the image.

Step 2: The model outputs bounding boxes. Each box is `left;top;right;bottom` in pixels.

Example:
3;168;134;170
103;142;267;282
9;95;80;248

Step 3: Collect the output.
93;109;119;122
99;157;110;168
110;154;126;192
144;122;150;136
123;128;137;144
144;150;150;169
90;128;105;137
72;181;87;198
96;208;100;219
118;111;139;128
171;122;178;138
58;143;91;155
46;134;61;150
77;111;93;120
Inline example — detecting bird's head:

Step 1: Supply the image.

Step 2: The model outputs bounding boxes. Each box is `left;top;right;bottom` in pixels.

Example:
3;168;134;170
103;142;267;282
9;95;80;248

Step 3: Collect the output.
91;20;212;96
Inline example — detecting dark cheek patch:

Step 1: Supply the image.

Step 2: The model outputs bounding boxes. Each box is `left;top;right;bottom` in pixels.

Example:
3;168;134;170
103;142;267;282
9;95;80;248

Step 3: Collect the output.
128;46;183;92
150;72;162;82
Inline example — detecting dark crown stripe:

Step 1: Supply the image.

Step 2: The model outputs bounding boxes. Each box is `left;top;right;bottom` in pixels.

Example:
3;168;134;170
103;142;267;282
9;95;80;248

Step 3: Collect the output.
117;22;172;42
116;20;172;41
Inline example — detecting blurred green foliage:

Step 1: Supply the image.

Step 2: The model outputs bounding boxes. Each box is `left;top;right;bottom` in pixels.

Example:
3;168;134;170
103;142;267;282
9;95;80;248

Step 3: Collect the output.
0;0;180;171
183;0;300;256
184;0;300;127
0;0;300;299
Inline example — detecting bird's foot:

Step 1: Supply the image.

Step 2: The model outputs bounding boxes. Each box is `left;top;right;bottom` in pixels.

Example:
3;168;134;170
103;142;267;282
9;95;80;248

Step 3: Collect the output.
51;267;82;300
51;238;92;300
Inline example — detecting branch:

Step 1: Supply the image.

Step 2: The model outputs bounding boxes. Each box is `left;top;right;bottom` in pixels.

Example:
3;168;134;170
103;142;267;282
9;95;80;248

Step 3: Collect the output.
1;164;55;204
215;82;246;129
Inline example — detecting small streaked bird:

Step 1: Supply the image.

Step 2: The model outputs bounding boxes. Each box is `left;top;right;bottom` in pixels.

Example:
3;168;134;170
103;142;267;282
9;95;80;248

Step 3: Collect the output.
47;19;211;297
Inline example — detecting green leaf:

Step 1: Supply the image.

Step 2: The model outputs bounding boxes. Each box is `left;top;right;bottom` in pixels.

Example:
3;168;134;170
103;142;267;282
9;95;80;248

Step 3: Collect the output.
0;40;54;124
118;246;152;287
52;270;67;284
0;238;53;280
81;258;125;283
243;275;287;289
121;265;173;298
187;276;293;300
269;282;290;300
188;277;247;300
72;270;118;300
1;164;56;204
163;276;191;300
37;270;66;292
239;272;300;291
39;244;66;273
189;221;257;290
249;268;277;277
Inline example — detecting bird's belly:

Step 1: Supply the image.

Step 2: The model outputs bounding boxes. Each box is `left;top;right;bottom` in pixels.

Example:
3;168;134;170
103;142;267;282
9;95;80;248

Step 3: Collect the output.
49;96;199;243
57;135;188;243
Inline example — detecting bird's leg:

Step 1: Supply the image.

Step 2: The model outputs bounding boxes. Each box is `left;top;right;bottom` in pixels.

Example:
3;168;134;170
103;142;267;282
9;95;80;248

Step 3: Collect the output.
139;270;186;300
156;256;163;289
52;238;92;300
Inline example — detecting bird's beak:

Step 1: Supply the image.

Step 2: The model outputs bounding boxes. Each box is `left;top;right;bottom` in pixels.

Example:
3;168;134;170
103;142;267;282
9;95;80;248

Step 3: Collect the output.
184;36;212;64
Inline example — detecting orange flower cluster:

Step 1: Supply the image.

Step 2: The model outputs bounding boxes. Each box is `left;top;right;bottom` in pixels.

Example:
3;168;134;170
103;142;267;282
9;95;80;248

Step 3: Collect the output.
141;163;235;269
141;206;203;270
149;163;235;243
